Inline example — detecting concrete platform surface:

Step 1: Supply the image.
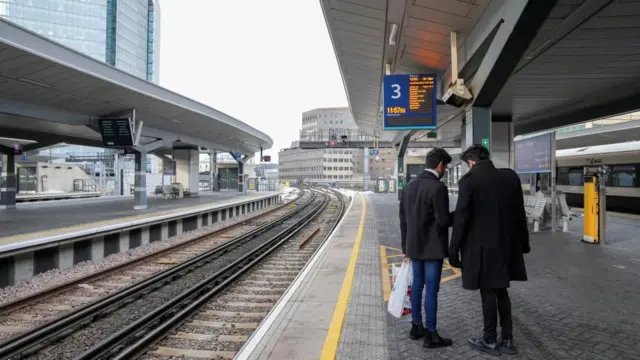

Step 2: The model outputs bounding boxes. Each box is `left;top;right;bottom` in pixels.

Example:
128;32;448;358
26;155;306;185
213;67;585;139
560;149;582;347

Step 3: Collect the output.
0;192;277;243
240;192;640;360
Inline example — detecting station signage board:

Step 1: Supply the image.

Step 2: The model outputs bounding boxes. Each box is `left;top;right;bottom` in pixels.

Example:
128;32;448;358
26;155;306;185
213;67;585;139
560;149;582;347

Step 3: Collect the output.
514;133;553;174
383;73;438;131
12;144;23;155
98;118;134;147
163;159;176;176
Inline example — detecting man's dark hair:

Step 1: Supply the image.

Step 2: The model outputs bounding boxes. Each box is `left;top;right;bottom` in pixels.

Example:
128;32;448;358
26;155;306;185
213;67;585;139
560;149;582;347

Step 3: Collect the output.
460;144;490;163
425;148;452;169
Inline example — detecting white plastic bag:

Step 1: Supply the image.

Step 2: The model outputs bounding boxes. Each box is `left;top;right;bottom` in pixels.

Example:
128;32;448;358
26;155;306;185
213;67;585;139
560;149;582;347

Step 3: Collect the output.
387;260;412;318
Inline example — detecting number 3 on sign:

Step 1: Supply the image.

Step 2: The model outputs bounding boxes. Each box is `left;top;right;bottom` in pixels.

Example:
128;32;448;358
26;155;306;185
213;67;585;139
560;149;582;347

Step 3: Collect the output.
391;84;401;99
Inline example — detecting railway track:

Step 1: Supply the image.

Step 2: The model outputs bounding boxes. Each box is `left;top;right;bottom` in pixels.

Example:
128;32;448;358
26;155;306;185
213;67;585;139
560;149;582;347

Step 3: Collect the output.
0;190;318;359
0;188;344;360
90;189;345;360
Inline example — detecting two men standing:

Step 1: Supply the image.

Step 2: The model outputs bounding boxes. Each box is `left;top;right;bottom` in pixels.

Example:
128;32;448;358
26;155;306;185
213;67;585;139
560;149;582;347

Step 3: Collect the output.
399;145;530;356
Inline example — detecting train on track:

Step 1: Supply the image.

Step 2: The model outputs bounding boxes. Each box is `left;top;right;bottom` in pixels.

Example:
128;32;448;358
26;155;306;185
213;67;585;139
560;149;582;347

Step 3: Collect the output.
554;141;640;214
402;141;640;214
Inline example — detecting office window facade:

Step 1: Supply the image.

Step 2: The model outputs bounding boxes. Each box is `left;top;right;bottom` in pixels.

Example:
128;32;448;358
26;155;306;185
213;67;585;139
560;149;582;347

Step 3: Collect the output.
115;0;147;79
0;0;108;61
0;0;160;82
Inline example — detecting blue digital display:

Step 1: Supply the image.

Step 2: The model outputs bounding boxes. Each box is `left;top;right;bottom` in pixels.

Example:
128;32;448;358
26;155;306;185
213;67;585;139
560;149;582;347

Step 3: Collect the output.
383;74;438;131
514;133;553;174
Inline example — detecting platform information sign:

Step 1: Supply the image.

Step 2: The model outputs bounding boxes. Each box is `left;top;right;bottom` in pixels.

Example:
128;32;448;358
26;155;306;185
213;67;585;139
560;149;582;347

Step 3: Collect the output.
98;118;134;147
383;73;438;130
515;133;553;174
163;159;176;176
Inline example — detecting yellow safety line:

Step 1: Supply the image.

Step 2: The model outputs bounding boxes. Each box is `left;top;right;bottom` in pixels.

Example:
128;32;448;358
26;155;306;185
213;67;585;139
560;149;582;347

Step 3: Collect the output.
320;192;366;360
0;194;268;245
380;246;391;301
378;246;462;305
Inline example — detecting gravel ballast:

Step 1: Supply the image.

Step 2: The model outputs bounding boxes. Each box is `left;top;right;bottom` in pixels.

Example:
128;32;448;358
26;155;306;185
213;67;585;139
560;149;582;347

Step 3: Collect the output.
0;197;293;306
22;193;314;360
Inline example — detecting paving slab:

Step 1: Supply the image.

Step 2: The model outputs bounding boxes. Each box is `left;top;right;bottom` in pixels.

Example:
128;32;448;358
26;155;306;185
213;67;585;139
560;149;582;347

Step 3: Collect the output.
372;193;640;360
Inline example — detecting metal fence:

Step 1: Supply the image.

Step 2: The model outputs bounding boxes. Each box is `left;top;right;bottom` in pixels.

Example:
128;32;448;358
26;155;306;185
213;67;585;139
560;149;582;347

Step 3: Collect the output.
246;177;278;192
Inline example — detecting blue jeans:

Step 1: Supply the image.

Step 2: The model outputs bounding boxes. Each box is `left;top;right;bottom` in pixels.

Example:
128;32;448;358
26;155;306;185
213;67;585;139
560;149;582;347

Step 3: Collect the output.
410;259;444;331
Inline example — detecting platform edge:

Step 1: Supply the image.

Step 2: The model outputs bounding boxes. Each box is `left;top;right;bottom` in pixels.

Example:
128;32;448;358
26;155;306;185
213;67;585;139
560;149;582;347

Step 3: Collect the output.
234;191;357;360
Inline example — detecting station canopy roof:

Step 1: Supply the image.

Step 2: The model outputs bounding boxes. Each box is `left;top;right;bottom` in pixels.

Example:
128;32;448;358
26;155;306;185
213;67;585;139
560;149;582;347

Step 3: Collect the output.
0;18;272;156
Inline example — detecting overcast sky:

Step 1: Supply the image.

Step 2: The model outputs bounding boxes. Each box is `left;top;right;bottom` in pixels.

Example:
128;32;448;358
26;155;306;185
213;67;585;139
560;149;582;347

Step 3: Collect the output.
158;0;347;161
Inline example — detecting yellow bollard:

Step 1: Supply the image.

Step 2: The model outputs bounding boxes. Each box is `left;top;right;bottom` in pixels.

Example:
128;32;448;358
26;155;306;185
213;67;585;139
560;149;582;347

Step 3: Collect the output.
582;173;599;244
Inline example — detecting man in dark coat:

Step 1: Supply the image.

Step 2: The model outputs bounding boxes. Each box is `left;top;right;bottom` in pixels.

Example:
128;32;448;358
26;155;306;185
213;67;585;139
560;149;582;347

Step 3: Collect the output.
399;148;454;348
449;145;530;356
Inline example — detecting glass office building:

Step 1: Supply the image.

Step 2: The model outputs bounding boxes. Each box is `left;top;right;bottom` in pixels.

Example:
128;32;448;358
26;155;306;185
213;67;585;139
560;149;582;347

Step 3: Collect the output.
0;0;160;83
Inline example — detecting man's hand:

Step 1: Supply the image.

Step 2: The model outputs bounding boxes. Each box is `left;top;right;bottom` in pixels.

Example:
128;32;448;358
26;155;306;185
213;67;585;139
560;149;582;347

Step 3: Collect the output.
448;250;462;268
522;245;531;254
448;257;462;268
403;255;411;263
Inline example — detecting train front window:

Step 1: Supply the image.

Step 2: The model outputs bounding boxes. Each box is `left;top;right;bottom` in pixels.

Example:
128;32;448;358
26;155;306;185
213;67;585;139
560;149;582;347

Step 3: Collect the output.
568;169;584;186
556;168;569;185
610;165;636;187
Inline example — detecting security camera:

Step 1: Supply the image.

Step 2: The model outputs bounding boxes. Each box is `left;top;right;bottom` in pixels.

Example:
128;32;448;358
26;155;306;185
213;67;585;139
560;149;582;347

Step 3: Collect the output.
442;79;473;108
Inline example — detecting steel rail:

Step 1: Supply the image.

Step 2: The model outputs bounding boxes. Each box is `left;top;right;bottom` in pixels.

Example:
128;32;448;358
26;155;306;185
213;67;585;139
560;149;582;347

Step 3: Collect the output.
0;191;304;315
78;190;331;360
0;191;315;359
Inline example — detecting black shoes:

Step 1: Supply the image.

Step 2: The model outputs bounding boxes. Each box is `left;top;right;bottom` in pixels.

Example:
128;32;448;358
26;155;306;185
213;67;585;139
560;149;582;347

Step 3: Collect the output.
468;336;500;356
498;337;517;355
424;330;453;348
409;324;453;348
409;322;425;340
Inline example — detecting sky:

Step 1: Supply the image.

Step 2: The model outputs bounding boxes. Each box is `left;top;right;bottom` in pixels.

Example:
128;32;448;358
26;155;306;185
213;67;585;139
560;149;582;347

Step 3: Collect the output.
158;0;348;162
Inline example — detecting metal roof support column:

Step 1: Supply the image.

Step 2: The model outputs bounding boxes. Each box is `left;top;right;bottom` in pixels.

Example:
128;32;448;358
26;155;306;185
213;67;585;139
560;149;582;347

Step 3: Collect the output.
230;152;248;194
0;147;16;209
210;150;218;191
133;150;147;210
463;107;492;149
491;116;514;169
363;147;369;192
396;133;412;201
237;161;244;194
461;106;492;174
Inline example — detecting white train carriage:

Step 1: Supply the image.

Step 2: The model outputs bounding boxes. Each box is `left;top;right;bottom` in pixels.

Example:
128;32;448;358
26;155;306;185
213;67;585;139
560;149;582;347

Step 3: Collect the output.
554;141;640;213
403;142;639;213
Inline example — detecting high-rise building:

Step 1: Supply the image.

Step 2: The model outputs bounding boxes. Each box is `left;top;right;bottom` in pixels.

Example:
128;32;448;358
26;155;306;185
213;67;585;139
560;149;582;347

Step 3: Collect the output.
1;0;162;183
0;0;161;83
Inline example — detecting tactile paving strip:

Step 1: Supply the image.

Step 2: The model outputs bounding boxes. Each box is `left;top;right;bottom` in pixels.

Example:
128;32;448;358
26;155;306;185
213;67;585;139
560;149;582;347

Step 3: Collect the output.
337;195;389;360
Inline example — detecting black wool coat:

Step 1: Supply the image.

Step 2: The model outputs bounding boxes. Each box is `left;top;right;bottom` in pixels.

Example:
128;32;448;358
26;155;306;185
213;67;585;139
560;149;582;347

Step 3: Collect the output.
400;170;454;260
449;161;529;290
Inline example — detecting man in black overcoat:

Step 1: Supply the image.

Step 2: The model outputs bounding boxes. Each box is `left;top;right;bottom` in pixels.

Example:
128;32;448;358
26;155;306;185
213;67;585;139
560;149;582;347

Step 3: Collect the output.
449;145;530;356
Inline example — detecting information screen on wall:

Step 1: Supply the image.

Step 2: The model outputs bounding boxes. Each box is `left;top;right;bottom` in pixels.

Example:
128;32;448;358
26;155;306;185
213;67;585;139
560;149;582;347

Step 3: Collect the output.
514;133;553;174
163;159;176;176
98;118;134;147
383;73;438;130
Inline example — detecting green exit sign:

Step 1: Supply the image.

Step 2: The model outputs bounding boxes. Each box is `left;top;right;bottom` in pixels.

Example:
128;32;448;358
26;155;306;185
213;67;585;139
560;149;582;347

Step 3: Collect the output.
481;138;490;150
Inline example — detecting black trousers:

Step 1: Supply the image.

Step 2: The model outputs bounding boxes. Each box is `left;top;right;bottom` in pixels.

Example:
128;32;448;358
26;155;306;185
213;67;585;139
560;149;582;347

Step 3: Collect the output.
480;288;513;342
